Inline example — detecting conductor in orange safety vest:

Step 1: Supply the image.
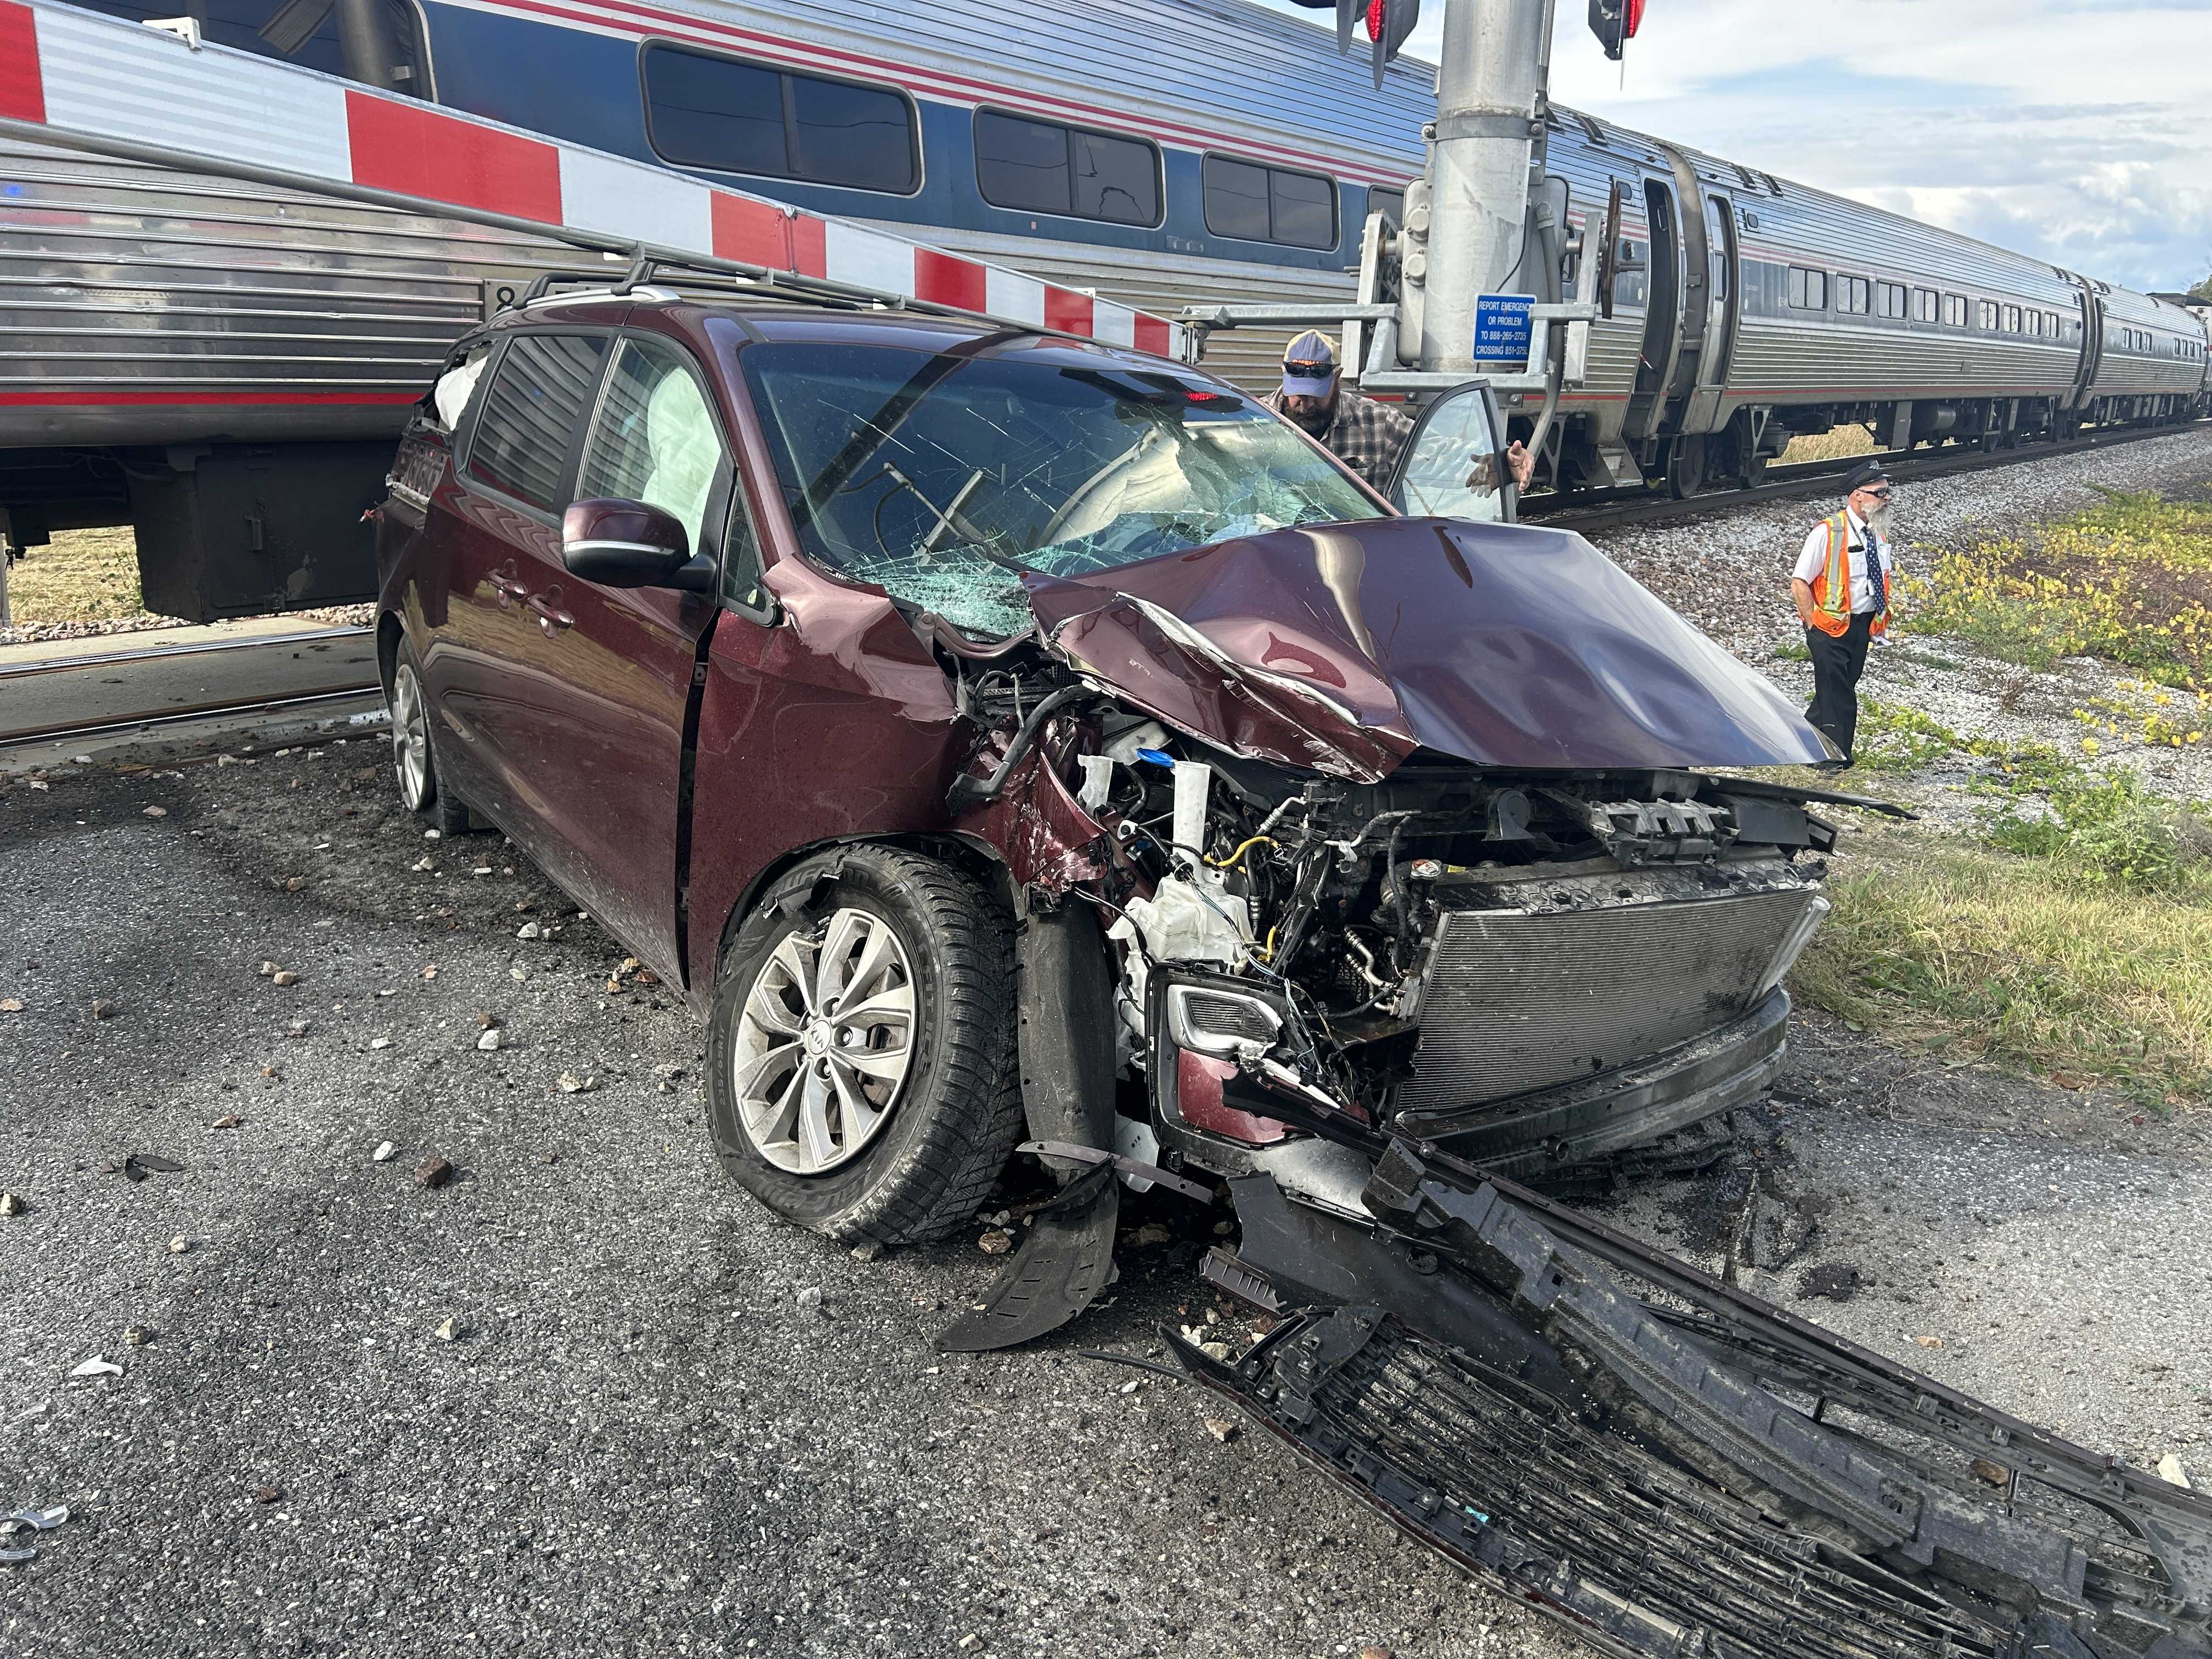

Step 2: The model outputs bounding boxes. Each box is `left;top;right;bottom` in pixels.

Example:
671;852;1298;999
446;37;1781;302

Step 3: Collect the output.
1791;461;1896;768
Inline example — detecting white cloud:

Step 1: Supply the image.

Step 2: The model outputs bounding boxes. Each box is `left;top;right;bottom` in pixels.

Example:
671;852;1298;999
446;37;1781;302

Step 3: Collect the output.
1253;0;2212;291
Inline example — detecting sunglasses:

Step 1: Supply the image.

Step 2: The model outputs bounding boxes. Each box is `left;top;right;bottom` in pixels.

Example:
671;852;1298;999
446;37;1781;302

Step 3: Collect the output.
1284;360;1334;377
1860;487;1893;499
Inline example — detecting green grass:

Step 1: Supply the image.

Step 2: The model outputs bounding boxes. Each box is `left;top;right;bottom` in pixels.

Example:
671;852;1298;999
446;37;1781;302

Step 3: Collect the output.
1901;485;2212;690
1780;424;1878;464
3;526;156;625
1791;827;2212;1107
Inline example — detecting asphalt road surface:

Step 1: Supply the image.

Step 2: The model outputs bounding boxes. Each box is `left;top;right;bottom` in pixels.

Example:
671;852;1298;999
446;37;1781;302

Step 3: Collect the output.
3;742;2207;1658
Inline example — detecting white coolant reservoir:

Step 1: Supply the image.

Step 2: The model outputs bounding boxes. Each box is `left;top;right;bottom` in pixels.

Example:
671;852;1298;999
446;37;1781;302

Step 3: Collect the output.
1170;760;1212;872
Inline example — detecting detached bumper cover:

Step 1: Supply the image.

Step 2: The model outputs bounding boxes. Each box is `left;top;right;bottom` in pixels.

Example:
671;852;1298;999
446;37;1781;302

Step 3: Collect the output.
1396;987;1792;1178
1180;1143;2212;1659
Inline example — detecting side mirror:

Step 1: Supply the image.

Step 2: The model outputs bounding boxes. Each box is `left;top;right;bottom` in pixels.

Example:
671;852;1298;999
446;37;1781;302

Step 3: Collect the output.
561;498;715;591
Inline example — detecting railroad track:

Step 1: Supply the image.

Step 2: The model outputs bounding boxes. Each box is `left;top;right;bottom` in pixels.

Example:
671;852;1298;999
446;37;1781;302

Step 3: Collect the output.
1526;415;2212;533
0;625;382;751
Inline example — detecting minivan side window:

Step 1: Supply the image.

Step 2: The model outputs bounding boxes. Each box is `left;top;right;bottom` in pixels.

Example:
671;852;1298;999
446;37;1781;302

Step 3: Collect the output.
575;338;729;561
465;334;610;513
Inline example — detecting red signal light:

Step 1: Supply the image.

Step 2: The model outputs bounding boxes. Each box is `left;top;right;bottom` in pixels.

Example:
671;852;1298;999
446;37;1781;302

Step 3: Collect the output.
1625;0;1644;36
1367;0;1385;40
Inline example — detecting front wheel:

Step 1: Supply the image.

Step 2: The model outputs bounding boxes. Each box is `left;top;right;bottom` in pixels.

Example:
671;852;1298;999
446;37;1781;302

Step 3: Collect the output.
706;845;1024;1245
388;637;472;836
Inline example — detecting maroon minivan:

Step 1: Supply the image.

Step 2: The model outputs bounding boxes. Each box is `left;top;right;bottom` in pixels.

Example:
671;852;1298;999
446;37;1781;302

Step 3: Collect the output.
374;271;1841;1287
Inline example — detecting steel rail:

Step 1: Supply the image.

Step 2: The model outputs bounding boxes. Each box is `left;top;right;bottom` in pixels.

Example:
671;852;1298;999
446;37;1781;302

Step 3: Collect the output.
1526;416;2212;534
0;625;375;681
0;685;383;750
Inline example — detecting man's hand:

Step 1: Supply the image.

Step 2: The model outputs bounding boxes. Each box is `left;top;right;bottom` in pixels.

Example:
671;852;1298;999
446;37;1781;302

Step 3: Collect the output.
1504;439;1533;492
1790;576;1819;629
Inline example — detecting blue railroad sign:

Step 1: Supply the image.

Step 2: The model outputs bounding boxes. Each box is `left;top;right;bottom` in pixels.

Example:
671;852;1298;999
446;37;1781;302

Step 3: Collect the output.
1471;294;1535;362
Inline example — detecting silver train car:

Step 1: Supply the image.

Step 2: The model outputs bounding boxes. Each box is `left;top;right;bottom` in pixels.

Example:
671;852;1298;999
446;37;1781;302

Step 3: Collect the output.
1529;113;2209;493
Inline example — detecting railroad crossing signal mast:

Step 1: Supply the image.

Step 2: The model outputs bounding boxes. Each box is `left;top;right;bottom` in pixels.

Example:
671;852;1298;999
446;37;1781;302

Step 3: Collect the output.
1189;0;1643;455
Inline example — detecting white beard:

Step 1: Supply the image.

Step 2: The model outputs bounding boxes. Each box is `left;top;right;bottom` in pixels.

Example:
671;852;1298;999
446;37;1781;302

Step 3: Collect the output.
1866;501;1895;538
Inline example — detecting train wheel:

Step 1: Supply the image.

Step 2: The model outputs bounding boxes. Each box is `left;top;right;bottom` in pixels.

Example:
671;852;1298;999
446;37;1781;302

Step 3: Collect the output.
1666;435;1707;499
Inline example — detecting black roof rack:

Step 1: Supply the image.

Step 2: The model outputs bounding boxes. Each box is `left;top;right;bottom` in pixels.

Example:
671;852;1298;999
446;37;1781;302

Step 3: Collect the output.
509;251;1081;342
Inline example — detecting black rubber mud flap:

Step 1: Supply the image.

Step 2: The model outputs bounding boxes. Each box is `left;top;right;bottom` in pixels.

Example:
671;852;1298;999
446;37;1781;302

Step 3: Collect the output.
937;1162;1119;1353
935;905;1120;1353
1177;1142;2212;1659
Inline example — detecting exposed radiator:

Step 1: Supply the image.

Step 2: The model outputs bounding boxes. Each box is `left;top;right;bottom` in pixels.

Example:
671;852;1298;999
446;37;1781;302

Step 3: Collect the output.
1398;878;1820;1110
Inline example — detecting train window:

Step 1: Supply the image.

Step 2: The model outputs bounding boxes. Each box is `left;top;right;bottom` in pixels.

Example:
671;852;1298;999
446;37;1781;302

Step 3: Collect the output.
642;44;919;194
1836;276;1870;315
1368;187;1407;228
70;0;428;89
1978;300;1997;330
1787;268;1828;310
2004;305;2022;333
1942;295;1965;327
1875;281;1907;319
2050;313;2062;337
1912;288;1938;323
973;110;1161;226
466;333;611;515
1202;155;1338;250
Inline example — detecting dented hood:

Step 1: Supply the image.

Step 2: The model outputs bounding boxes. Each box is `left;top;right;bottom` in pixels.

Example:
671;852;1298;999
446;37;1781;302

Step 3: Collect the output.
1023;517;1832;780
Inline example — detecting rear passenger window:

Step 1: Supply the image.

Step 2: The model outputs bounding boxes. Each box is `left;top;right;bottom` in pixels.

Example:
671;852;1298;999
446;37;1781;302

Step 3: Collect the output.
466;334;609;512
575;338;728;561
427;342;491;435
974;110;1161;227
642;44;918;194
1203;155;1337;249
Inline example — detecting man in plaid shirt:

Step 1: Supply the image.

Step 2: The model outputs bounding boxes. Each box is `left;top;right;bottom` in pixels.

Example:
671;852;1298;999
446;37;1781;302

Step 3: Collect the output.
1262;331;1533;495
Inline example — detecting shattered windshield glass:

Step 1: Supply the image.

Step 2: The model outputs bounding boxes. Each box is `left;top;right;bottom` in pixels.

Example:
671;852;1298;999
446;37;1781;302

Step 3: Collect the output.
738;340;1385;636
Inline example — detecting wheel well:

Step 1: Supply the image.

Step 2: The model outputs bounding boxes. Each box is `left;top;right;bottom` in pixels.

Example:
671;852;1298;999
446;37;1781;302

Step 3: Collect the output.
710;832;1016;983
376;612;403;698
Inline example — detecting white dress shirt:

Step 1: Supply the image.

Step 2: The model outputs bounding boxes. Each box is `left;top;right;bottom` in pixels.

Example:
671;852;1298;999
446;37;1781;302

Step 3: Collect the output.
1793;508;1893;613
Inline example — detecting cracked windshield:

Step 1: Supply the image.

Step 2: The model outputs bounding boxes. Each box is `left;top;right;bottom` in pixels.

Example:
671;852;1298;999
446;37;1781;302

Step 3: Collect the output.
739;340;1384;636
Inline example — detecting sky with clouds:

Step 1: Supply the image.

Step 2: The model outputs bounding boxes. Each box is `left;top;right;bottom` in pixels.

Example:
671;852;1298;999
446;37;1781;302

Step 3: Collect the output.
1253;0;2212;294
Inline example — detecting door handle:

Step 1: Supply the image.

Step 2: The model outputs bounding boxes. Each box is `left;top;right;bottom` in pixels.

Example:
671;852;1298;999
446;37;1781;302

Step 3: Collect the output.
527;590;574;635
489;564;529;605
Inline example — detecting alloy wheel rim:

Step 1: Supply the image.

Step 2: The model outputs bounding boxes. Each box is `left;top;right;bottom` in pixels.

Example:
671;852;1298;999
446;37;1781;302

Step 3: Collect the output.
731;907;916;1175
391;663;430;810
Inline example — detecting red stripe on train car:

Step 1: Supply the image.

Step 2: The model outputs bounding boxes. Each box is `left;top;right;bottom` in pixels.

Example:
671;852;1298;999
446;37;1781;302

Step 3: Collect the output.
710;193;795;270
913;250;986;312
1043;288;1092;337
0;391;421;406
0;1;46;123
345;92;563;224
788;215;827;280
1133;317;1172;356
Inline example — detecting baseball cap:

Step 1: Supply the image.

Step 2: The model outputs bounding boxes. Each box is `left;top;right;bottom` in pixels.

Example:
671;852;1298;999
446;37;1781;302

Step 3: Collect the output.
1280;331;1338;398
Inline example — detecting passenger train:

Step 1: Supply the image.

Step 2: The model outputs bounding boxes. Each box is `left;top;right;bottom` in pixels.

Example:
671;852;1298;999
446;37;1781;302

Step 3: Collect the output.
3;0;2208;567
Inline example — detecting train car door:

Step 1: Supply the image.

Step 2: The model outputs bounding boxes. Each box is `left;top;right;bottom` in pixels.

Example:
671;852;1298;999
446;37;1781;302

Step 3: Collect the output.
1681;190;1739;432
2068;276;2104;420
1623;176;1685;445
